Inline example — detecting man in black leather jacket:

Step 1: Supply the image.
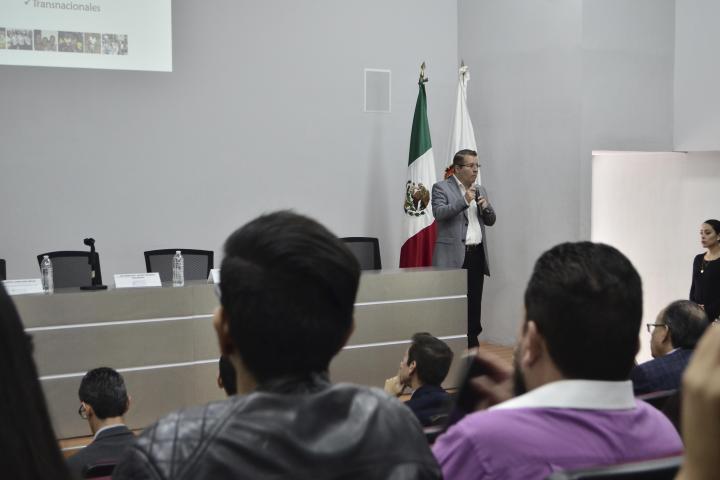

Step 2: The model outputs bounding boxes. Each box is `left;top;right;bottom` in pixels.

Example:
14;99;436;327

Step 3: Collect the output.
113;211;441;480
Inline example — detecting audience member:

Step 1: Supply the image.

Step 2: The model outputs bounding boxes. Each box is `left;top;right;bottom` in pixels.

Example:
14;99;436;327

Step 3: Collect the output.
67;367;135;477
385;332;454;426
631;300;707;395
114;211;441;479
433;242;682;480
217;355;237;396
689;219;720;322
676;324;720;480
0;285;72;480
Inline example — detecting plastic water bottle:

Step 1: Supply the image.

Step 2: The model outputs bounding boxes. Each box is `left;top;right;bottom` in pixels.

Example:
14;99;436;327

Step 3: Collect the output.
172;250;184;287
40;255;54;294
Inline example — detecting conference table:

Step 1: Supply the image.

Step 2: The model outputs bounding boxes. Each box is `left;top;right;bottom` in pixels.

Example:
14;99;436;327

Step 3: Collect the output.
15;268;467;439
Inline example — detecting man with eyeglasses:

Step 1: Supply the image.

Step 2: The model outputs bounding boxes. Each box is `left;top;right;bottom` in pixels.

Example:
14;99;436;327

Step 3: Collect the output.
67;367;134;477
432;149;496;348
631;300;708;395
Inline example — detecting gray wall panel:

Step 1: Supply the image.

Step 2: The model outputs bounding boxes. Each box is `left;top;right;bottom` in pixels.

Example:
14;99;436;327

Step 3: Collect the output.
352;299;465;345
331;336;467;390
17;281;218;327
33;317;216;376
355;268;465;302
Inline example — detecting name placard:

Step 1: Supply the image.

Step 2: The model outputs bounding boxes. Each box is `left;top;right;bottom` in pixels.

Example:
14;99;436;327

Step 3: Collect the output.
208;268;220;284
114;273;162;289
3;279;44;295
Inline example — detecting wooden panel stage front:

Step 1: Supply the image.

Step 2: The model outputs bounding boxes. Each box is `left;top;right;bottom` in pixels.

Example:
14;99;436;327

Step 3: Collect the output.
12;268;514;441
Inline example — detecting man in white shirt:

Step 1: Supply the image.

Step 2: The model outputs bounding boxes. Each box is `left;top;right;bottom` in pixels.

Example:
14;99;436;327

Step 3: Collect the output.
432;149;496;347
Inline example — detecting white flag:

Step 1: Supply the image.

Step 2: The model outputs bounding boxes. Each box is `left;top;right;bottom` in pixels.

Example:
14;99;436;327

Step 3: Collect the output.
448;64;480;184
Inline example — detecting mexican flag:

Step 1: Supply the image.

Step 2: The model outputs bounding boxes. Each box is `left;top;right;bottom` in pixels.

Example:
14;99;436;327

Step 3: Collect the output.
399;75;437;267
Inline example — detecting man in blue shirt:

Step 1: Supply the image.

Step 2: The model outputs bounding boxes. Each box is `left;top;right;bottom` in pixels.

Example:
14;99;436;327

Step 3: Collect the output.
386;332;453;426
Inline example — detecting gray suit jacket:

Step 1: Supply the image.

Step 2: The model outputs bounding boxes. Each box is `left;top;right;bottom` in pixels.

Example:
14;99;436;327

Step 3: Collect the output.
431;177;496;275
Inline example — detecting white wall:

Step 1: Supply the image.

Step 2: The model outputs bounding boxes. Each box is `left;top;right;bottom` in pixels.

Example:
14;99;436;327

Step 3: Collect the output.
458;0;675;345
674;0;720;150
1;1;688;351
592;151;720;361
0;0;458;279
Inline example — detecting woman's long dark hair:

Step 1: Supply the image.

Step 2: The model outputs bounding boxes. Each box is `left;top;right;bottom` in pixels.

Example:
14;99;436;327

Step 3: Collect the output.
0;285;71;480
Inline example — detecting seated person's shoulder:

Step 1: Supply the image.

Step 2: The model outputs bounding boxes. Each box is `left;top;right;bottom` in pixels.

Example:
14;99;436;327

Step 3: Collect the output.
116;397;238;478
332;382;419;417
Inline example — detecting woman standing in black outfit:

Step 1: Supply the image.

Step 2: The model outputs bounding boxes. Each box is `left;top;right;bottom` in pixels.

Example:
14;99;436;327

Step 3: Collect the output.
690;219;720;322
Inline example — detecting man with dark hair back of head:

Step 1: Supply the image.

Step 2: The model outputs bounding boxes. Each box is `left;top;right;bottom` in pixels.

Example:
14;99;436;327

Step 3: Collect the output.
114;210;440;480
630;300;708;395
385;332;454;426
433;242;682;480
67;367;134;478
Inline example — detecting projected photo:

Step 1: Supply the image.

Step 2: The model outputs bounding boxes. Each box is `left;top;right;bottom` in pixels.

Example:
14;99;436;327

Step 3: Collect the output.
0;29;5;49
84;33;100;54
34;30;58;52
58;32;83;53
102;34;128;55
7;29;33;50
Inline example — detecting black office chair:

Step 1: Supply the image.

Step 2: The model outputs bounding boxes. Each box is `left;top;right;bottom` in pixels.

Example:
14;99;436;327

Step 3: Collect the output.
545;455;683;480
36;251;96;288
0;259;5;281
144;249;214;282
340;237;381;270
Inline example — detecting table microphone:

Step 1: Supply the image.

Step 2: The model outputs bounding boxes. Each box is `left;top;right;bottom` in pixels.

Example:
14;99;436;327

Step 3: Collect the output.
80;237;107;291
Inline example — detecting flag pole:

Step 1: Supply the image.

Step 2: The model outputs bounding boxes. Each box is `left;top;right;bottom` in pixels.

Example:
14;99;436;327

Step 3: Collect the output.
419;61;428;84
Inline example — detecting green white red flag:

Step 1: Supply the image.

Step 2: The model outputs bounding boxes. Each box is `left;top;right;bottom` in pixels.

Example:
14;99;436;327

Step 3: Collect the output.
400;69;437;267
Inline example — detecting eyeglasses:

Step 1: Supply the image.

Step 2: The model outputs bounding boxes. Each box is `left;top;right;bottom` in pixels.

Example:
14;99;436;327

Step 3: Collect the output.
459;163;480;170
646;323;667;333
78;402;88;420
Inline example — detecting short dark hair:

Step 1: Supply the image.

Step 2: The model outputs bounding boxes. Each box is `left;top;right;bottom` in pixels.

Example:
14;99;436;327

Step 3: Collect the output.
661;300;708;349
703;219;720;235
218;355;237;396
220;210;360;383
406;332;453;386
78;367;129;419
524;242;642;381
452;149;478;167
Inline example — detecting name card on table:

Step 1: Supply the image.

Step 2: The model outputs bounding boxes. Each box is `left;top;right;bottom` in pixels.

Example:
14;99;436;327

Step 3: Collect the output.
3;279;44;295
114;273;162;289
208;268;220;284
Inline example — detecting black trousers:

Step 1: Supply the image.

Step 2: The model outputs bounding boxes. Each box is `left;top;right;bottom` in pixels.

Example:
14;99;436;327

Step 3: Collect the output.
462;244;486;349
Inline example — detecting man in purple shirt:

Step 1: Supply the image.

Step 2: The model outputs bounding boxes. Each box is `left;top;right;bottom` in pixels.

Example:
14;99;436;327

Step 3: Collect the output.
433;242;683;480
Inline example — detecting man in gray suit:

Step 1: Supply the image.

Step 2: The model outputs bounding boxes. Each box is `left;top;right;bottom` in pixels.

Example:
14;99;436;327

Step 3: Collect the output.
432;150;496;348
